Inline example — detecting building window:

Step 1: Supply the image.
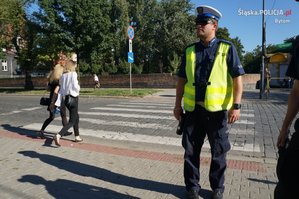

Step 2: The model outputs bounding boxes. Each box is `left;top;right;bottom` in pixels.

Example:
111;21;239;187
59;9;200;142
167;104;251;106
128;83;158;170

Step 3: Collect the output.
1;60;8;71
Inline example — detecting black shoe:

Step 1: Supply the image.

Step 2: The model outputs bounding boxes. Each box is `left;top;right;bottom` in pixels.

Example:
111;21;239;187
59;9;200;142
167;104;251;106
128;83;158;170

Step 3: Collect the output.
211;190;223;199
38;131;45;139
65;131;72;136
186;189;199;199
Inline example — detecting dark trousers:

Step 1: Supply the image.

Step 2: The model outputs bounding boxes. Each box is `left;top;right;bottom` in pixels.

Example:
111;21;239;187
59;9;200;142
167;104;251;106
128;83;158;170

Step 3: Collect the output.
58;96;80;136
274;182;299;199
41;102;67;131
182;105;230;192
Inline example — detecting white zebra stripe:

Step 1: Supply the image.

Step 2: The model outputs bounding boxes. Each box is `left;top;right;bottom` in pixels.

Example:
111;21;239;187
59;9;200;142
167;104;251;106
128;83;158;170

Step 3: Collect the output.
79;111;174;120
91;107;171;114
79;118;172;130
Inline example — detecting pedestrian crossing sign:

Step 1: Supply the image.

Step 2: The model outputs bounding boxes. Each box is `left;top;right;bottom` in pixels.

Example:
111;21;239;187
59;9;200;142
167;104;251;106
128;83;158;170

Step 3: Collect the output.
128;52;134;63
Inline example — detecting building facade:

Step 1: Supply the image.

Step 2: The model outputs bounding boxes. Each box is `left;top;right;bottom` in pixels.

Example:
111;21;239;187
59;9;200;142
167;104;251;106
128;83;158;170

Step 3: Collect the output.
0;49;19;78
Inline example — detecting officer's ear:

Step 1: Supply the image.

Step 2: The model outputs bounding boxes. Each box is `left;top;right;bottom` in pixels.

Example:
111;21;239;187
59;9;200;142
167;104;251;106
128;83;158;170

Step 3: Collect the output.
212;19;218;30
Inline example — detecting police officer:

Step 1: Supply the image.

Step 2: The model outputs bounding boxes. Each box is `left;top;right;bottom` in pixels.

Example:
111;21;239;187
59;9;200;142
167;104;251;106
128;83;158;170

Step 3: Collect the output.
173;5;245;199
275;35;299;199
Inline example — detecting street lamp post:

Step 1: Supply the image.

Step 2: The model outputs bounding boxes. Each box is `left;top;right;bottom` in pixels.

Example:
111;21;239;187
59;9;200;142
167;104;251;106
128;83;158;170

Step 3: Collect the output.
259;0;266;99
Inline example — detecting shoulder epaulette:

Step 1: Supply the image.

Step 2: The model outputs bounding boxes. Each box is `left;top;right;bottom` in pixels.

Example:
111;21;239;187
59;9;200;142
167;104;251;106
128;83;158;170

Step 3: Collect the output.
217;39;232;46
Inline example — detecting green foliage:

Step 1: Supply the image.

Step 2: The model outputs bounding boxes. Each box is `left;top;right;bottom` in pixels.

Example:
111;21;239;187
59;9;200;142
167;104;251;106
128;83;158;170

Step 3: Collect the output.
0;0;26;51
117;59;130;74
135;0;195;73
169;53;181;73
132;63;143;74
242;47;261;74
216;27;244;61
242;44;278;73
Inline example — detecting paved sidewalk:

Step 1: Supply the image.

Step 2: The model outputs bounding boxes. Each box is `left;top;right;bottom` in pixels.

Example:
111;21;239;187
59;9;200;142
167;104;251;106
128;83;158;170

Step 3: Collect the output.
0;88;291;199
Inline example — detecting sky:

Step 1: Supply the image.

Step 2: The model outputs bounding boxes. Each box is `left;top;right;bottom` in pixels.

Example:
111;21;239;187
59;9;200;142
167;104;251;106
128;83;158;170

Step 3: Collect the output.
191;0;299;53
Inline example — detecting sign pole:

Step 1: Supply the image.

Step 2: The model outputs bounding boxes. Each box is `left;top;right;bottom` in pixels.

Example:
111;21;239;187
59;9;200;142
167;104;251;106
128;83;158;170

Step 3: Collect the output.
127;26;135;94
129;63;132;93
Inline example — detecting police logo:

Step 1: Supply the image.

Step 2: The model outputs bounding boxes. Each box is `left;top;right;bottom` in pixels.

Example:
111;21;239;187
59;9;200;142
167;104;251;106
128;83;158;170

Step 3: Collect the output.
197;7;203;15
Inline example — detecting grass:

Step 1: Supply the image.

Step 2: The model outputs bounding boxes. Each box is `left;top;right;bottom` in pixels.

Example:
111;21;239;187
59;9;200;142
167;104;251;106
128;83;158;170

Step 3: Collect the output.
0;88;161;97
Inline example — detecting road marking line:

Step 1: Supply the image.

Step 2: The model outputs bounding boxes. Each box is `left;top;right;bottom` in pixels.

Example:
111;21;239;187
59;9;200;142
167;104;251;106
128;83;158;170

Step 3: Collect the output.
107;104;172;109
120;102;173;106
79;118;172;130
91;107;172;114
0;110;22;116
234;120;255;125
22;107;43;111
0;107;42;116
78;111;174;120
240;113;254;117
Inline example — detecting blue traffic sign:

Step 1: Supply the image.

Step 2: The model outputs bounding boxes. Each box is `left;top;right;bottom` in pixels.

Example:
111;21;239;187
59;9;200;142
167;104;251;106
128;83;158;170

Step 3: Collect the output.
127;26;135;40
128;52;134;63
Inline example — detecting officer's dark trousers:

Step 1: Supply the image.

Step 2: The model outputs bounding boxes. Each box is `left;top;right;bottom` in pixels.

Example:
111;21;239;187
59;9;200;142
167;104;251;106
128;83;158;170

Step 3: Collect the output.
182;105;231;193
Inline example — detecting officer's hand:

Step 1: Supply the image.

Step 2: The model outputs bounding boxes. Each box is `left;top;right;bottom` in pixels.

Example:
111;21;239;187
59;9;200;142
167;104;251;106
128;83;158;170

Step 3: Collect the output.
173;106;183;120
228;109;240;124
277;129;289;148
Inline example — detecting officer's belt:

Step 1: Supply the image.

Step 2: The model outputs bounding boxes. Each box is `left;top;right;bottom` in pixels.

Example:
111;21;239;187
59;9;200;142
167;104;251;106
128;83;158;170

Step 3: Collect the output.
193;82;211;88
196;101;205;107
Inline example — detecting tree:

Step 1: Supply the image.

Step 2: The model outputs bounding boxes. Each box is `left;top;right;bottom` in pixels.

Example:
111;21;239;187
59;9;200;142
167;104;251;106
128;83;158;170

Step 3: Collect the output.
20;0;247;76
243;44;277;73
110;0;130;74
29;0;114;74
0;0;26;59
216;27;244;61
135;0;195;73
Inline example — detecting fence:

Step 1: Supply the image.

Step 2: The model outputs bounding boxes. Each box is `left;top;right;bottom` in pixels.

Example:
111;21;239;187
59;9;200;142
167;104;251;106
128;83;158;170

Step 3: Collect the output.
0;73;260;90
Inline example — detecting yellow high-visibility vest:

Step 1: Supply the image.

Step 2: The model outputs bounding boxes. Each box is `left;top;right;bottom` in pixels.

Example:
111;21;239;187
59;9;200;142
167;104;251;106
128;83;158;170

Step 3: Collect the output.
183;42;233;112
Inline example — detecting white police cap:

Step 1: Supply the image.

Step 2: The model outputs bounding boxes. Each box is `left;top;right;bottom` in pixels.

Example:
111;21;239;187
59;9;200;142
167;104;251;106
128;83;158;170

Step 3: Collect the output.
196;5;222;21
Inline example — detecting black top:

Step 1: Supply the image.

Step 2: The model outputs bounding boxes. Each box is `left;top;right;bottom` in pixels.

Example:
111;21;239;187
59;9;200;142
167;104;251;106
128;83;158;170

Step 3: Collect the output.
48;80;59;104
286;39;299;80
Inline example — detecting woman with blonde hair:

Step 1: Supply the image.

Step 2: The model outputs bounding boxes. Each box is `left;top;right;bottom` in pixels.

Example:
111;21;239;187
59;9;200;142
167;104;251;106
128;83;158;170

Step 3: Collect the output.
53;53;83;146
39;54;71;138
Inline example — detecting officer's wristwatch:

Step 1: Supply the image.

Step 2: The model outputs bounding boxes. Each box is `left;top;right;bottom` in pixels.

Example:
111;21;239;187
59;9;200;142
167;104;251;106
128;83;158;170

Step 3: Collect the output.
233;103;241;110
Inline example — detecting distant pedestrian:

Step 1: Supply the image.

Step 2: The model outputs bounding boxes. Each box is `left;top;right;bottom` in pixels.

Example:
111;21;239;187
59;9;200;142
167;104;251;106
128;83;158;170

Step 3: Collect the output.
173;5;245;199
93;74;100;89
53;53;83;146
265;67;271;93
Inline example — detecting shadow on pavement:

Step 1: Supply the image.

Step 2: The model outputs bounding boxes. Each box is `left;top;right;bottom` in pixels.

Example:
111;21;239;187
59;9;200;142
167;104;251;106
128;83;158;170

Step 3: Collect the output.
19;175;137;199
243;89;289;104
248;177;277;185
18;150;185;198
199;189;213;199
159;94;176;98
1;124;37;138
1;124;55;147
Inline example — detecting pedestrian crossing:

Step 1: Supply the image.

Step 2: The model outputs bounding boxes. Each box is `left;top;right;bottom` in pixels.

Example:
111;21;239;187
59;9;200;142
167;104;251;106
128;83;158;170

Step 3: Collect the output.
0;107;43;116
19;100;260;153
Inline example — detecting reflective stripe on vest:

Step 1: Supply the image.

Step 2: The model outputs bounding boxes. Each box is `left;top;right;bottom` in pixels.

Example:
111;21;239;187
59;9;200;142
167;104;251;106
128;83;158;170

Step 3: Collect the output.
184;42;233;112
183;45;196;112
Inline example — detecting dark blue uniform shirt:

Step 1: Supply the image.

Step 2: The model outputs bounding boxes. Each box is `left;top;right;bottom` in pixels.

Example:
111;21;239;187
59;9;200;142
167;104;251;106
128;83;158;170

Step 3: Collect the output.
177;38;245;102
286;38;299;80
